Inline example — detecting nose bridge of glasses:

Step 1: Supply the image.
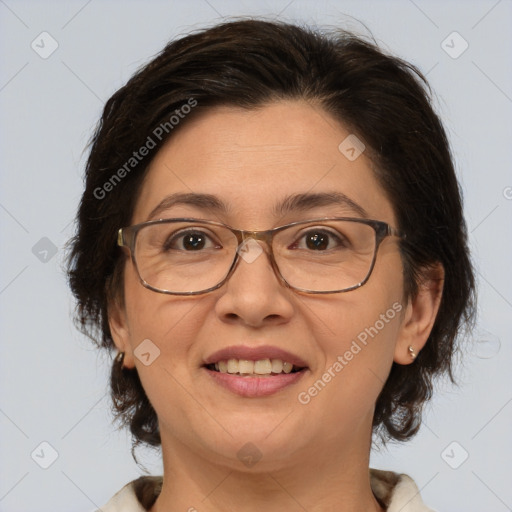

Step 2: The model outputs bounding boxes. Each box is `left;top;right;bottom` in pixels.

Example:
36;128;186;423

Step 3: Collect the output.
232;230;276;270
231;229;285;288
238;229;273;248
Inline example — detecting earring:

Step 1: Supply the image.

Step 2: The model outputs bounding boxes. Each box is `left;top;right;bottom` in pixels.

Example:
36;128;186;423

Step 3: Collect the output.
115;351;125;365
408;346;417;360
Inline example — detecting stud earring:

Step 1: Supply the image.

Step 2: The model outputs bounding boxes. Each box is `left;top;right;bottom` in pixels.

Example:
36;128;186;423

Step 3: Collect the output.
115;351;125;365
408;346;417;360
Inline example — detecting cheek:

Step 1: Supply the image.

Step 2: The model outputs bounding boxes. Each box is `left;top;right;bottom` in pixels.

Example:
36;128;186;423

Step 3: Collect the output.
311;291;403;378
297;299;403;434
296;252;404;421
122;281;216;432
310;246;404;360
122;265;211;385
123;262;204;341
121;276;226;447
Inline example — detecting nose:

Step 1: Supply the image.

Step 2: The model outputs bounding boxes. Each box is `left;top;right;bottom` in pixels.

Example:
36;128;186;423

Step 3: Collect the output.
214;239;295;328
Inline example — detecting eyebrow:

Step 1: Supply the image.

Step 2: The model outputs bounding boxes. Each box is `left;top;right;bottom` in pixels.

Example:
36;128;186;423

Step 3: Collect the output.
273;191;368;218
146;191;368;221
147;193;229;221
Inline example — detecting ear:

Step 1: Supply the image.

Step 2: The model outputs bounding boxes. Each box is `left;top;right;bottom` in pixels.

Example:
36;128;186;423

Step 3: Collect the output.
394;263;445;365
108;297;136;369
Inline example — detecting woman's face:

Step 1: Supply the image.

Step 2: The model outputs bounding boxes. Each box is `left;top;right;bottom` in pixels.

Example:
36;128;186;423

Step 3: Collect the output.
111;101;410;469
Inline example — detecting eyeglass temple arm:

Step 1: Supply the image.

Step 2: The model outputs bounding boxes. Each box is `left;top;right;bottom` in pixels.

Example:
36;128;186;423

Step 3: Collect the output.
118;228;133;248
389;226;404;238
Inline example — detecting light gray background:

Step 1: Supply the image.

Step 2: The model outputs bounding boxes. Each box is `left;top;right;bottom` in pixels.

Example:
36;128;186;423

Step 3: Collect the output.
1;1;511;511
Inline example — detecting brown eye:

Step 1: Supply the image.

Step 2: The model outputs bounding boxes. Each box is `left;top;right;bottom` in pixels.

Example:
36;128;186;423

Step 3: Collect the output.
305;232;329;250
182;232;206;250
294;228;345;251
164;230;218;251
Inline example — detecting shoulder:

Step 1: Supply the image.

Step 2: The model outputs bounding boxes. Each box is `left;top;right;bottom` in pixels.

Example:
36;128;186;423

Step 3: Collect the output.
99;476;163;512
370;468;437;512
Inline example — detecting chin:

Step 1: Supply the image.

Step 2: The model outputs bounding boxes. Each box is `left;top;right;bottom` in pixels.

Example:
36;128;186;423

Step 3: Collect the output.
198;414;311;468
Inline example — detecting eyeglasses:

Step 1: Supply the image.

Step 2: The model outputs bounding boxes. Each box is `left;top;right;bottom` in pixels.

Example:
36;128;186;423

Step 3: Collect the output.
117;217;404;295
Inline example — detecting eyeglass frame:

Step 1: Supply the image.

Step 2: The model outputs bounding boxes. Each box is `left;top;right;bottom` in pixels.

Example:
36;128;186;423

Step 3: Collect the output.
117;217;405;296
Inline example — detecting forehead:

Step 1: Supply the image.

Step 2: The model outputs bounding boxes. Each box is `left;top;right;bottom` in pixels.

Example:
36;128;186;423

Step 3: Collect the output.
133;101;396;227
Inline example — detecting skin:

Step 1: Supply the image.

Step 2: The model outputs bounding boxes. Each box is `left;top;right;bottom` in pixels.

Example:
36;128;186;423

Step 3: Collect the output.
109;101;444;512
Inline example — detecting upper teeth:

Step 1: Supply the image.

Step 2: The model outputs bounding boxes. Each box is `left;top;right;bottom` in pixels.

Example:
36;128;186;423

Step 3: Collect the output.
214;359;294;375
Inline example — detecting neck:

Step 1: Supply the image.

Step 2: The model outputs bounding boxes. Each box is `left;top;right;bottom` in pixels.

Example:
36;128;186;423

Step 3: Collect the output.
150;424;384;512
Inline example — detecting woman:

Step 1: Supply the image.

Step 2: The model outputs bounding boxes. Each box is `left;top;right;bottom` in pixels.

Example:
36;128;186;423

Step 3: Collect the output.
67;19;475;511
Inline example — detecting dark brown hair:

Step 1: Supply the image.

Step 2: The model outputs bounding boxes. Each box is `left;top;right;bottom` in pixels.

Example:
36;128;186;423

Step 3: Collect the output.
67;19;476;450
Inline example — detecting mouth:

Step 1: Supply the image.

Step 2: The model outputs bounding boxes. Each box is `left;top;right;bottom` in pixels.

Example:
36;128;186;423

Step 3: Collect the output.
204;358;306;376
202;346;309;397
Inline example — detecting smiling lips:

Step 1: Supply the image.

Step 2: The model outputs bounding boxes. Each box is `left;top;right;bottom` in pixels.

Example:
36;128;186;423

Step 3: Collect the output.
203;345;308;397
